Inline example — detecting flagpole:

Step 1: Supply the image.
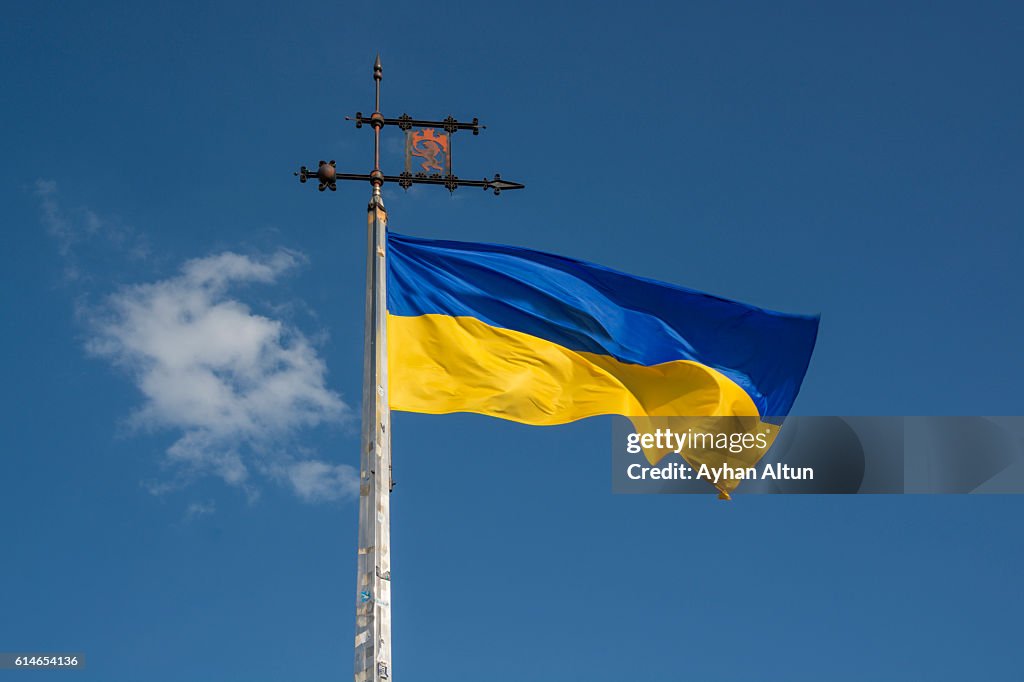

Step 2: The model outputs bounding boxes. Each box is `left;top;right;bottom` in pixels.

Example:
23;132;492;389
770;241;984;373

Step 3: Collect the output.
354;54;393;682
292;54;522;682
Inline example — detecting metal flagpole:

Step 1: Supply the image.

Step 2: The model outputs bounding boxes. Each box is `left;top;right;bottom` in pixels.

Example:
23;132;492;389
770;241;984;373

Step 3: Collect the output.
354;54;392;682
293;54;523;682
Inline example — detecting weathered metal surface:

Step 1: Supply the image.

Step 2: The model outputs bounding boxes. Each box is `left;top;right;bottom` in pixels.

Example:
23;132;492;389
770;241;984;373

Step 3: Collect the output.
354;188;392;682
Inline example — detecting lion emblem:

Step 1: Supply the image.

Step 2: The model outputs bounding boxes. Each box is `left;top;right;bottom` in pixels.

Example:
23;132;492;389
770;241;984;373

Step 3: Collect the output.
408;128;449;173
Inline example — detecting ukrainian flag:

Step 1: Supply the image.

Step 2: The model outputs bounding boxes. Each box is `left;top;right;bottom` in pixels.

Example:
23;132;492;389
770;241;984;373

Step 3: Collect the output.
387;232;818;493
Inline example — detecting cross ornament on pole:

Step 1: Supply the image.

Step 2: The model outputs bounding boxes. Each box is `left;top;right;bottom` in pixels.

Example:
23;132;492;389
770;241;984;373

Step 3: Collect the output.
292;54;523;682
295;55;524;196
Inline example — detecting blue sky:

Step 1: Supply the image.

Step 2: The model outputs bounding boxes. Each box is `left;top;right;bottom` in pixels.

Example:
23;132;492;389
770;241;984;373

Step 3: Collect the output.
2;2;1023;680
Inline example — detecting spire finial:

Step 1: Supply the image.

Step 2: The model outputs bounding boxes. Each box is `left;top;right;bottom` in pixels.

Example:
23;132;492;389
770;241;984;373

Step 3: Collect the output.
374;53;382;80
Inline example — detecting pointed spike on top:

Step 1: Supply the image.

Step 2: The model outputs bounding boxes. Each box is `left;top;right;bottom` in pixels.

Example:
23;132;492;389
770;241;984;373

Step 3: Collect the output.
373;53;382;80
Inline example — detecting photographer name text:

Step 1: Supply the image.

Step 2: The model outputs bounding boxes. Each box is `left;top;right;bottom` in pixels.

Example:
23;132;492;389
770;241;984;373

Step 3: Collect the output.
626;461;813;483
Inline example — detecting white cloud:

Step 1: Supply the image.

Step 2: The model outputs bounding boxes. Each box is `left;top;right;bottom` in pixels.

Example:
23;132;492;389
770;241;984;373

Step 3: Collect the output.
283;460;361;502
85;248;356;503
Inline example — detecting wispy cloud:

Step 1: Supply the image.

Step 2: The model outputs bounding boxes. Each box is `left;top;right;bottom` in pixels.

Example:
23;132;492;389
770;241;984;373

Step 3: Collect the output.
34;182;358;504
281;460;360;502
34;179;150;281
184;500;217;521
